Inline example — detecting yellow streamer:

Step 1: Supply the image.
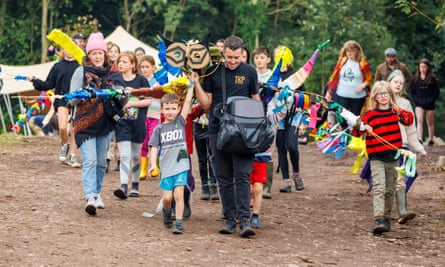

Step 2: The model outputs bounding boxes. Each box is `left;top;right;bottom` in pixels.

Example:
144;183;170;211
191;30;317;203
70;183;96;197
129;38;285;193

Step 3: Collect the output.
47;29;85;65
348;136;367;174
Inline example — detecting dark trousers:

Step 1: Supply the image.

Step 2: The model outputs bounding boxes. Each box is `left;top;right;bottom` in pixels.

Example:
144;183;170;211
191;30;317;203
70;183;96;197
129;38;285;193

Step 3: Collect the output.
209;133;254;221
333;94;366;116
276;126;300;180
194;123;216;186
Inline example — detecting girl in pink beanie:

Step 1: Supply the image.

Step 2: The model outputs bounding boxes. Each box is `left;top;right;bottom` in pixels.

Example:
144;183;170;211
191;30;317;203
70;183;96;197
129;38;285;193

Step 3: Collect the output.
86;32;107;54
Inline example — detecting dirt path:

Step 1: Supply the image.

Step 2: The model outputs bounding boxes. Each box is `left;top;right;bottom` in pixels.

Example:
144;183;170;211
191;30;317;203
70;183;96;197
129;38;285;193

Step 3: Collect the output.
0;135;444;266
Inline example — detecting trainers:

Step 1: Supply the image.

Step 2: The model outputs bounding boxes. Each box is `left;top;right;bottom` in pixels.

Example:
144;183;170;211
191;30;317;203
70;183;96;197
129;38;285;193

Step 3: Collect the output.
373;219;386;235
279;184;291;193
293;173;304;191
219;220;236;234
85;197;96;215
67;154;81;168
59;143;69;161
113;188;128;200
239;217;256;238
162;208;173;228
173;221;184;234
250;214;260;229
95;195;105;209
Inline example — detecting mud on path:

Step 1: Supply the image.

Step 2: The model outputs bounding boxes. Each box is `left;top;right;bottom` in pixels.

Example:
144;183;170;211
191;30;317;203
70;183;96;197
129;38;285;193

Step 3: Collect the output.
0;135;444;266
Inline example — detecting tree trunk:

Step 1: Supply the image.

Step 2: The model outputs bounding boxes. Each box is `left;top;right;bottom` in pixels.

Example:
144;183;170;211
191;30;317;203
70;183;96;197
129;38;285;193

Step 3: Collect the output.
0;0;6;41
41;0;48;63
123;0;131;31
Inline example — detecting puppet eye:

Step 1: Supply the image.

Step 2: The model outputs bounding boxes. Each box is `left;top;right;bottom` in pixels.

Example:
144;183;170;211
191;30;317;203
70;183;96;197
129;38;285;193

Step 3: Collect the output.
186;43;210;70
165;42;187;68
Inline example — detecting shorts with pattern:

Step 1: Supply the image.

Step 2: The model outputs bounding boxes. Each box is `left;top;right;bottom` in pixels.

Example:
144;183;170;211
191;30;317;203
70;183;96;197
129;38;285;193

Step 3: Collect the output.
159;170;188;191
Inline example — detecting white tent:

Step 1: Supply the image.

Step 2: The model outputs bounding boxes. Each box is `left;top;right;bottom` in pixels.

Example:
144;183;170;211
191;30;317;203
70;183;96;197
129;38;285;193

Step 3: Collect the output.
0;26;159;133
105;26;159;64
0;61;57;94
1;26;158;95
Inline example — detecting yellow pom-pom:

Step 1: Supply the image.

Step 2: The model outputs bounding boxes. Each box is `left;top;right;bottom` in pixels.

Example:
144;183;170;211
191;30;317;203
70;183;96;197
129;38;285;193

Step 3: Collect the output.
150;167;160;177
275;46;294;71
161;77;190;97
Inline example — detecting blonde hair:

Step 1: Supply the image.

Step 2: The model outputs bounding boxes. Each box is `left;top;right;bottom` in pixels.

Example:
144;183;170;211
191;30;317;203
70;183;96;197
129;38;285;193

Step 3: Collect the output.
387;69;406;96
338;40;366;61
369;81;398;109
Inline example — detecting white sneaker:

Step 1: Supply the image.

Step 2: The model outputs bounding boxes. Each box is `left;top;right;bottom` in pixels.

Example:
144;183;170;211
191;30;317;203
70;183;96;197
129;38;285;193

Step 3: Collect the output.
59;143;69;161
95;195;105;209
67;154;81;168
85;197;96;215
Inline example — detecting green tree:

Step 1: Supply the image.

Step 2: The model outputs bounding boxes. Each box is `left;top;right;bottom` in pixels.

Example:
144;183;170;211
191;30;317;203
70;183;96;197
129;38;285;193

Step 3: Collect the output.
289;0;393;94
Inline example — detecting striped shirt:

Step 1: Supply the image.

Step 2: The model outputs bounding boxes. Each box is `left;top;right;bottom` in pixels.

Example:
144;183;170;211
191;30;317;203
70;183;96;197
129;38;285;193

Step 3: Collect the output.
361;108;413;161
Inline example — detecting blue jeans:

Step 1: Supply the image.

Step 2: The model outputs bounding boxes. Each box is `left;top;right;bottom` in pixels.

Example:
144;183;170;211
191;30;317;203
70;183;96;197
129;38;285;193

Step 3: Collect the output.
209;133;254;221
79;132;113;200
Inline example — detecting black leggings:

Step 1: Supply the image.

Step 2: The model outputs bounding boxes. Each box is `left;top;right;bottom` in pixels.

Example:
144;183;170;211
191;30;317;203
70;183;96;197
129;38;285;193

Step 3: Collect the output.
334;94;366;116
276;126;299;180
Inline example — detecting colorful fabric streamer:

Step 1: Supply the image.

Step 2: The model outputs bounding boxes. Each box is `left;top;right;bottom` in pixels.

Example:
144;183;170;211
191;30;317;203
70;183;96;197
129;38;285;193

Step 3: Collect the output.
281;40;330;90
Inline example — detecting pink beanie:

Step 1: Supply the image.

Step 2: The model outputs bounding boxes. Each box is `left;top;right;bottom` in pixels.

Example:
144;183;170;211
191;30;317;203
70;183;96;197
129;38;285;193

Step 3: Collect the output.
86;32;107;54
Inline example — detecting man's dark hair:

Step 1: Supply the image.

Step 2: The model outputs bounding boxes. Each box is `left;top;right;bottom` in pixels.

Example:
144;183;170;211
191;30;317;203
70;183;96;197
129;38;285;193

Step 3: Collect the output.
224;36;243;51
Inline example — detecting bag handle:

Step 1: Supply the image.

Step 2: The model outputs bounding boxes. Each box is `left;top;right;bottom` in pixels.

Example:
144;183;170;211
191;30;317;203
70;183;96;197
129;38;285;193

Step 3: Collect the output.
221;64;226;110
221;63;227;107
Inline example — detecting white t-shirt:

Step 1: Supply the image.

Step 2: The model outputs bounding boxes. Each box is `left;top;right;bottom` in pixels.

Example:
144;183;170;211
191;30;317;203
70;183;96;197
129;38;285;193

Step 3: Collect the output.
336;60;366;99
257;69;272;84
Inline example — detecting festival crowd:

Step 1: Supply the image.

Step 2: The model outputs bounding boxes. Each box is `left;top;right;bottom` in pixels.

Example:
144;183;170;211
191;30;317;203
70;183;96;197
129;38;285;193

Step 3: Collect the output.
27;30;440;237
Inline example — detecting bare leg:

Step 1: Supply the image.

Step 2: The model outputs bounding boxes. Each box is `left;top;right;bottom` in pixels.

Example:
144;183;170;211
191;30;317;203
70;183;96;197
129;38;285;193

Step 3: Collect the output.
415;107;425;141
252;182;263;215
426;109;435;142
173;186;185;221
57;106;69;144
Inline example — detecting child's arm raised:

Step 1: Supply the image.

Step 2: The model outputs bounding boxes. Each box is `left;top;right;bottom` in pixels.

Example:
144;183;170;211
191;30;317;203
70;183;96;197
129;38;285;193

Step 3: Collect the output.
180;74;196;120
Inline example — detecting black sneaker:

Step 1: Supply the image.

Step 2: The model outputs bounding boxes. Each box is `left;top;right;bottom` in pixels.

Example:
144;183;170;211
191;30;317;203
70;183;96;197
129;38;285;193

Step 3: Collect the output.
163;208;173;228
239;218;256;238
113;188;128;200
279;184;291;193
373;219;386;235
219;220;236;234
173;221;184;234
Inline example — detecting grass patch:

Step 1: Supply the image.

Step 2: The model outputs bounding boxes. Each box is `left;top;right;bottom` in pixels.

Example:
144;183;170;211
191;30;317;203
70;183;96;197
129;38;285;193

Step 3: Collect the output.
0;133;25;146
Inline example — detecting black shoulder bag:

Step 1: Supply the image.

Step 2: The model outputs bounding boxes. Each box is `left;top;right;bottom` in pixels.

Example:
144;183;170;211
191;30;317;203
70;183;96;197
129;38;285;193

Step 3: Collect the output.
216;65;274;154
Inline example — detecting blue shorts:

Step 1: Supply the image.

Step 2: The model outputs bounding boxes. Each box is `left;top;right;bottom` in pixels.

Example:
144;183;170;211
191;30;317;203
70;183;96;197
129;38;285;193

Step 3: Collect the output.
159;171;188;191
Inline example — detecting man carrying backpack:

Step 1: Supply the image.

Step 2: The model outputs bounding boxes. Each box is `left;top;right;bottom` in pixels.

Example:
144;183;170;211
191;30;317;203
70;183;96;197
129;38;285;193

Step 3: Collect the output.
193;36;259;238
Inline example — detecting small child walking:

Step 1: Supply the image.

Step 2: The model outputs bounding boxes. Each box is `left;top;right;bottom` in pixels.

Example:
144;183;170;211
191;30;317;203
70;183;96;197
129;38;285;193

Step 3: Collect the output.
359;81;414;235
148;78;195;234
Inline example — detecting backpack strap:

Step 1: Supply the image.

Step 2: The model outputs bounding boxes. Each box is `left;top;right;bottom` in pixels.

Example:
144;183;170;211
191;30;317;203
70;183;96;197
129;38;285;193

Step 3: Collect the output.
221;64;226;106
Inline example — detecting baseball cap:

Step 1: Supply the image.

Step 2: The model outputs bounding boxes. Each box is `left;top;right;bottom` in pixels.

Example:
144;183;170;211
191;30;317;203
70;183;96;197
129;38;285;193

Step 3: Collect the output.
72;33;86;40
384;48;397;56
